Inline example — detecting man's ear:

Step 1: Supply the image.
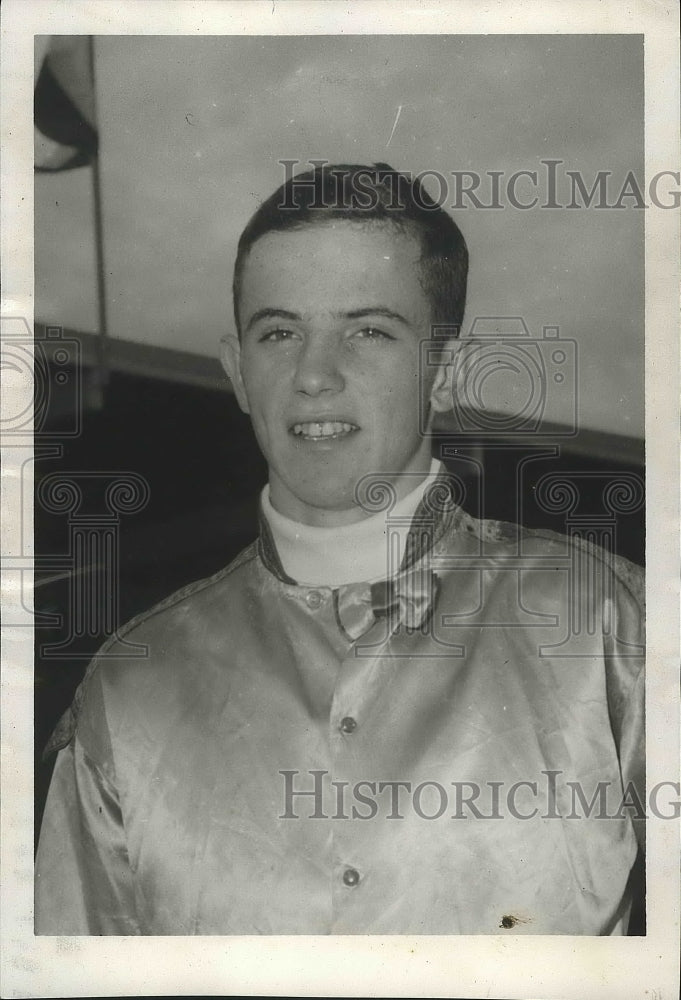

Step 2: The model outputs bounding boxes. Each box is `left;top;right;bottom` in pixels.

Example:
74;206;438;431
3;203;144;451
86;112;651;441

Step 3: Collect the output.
429;338;461;414
220;333;250;415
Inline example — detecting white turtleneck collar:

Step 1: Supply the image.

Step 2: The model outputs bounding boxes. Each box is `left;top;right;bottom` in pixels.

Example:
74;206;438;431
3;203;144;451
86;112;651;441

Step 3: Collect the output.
261;459;443;588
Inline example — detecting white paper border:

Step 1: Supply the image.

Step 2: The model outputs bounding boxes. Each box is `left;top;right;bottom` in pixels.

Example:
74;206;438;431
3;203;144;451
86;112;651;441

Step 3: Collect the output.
2;2;679;997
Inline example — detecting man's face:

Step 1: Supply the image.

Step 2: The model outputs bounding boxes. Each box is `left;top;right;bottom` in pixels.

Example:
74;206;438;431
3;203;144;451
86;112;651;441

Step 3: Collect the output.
224;221;452;526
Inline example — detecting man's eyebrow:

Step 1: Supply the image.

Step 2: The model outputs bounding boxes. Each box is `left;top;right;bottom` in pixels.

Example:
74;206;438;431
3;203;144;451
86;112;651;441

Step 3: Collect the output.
245;308;301;332
342;307;411;325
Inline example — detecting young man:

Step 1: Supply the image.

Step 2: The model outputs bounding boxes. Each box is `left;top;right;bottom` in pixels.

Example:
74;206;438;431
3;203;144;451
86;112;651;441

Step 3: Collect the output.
35;163;645;935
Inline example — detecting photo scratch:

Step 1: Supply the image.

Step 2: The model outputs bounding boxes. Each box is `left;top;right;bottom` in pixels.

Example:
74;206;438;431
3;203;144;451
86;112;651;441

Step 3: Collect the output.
386;104;403;147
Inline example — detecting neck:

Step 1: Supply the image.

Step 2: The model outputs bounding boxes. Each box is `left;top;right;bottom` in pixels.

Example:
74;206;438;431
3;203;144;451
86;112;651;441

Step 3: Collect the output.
261;459;442;587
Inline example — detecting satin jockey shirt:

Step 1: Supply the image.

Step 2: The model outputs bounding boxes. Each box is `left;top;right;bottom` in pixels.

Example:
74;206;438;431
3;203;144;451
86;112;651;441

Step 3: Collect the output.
35;461;646;936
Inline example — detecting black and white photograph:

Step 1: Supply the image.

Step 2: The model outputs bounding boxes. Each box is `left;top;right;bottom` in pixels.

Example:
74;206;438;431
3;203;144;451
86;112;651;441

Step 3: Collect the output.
1;1;679;997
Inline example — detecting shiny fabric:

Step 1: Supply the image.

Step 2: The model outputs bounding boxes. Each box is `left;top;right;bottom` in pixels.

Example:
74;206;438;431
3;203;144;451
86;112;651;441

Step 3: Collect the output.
35;496;645;935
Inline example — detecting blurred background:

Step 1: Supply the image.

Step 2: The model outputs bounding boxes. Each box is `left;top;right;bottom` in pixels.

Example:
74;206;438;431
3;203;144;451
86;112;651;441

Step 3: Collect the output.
33;36;645;920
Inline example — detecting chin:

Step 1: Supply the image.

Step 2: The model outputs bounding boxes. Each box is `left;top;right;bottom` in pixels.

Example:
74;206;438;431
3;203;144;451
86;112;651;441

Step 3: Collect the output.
282;472;364;517
298;486;359;513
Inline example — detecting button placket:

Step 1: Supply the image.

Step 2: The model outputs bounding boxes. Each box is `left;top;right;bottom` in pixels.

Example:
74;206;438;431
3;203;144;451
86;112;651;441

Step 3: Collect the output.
329;642;388;922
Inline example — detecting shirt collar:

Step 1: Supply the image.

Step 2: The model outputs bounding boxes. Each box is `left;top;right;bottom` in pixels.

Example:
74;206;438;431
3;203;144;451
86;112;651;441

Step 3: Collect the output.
258;459;454;588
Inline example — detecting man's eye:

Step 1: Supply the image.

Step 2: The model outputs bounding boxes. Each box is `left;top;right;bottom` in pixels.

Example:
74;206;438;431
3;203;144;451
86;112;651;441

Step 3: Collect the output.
355;327;394;341
260;329;296;342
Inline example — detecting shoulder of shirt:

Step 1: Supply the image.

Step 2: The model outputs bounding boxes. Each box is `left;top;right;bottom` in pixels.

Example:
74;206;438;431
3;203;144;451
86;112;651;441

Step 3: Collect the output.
446;507;645;608
42;541;259;759
100;539;259;651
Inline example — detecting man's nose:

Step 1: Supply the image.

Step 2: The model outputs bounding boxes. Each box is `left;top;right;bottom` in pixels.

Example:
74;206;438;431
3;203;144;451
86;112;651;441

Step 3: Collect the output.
293;338;345;396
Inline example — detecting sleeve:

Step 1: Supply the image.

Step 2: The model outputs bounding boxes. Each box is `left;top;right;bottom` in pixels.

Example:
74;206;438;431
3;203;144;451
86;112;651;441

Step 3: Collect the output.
34;666;141;935
618;665;646;854
603;558;646;854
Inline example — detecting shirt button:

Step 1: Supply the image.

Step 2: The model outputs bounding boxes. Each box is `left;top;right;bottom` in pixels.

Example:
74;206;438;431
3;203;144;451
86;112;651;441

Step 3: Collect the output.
342;867;361;887
339;716;357;734
305;590;323;609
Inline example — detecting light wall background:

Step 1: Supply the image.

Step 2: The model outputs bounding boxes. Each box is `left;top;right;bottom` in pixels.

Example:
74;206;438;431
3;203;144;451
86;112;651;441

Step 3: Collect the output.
35;34;644;438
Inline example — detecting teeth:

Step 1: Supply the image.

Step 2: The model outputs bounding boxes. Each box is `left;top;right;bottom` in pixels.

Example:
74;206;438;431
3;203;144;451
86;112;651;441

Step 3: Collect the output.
293;421;357;439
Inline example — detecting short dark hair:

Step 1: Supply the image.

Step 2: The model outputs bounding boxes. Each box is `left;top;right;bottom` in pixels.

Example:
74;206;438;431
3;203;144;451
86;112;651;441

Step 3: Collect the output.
232;162;468;337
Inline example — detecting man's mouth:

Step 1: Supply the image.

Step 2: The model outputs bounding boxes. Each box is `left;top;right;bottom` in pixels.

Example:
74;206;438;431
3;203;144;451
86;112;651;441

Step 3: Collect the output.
291;420;359;441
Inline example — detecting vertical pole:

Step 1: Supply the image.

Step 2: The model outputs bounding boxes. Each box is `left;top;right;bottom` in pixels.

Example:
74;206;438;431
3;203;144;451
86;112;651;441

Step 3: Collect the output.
88;35;108;398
